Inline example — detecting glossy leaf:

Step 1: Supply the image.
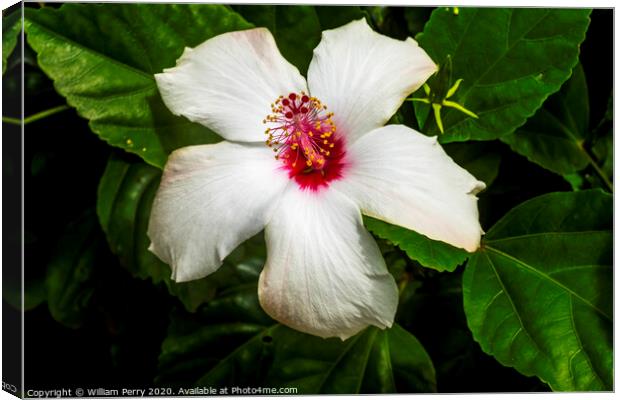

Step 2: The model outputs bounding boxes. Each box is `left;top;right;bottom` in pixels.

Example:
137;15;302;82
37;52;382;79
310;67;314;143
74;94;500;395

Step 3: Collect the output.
97;153;219;312
46;212;101;328
364;217;470;273
416;8;591;142
463;190;612;391
24;4;252;168
501;64;591;175
2;10;21;74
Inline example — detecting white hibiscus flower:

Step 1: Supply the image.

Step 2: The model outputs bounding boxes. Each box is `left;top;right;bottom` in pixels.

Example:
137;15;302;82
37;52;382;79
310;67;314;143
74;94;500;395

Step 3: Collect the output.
149;19;485;340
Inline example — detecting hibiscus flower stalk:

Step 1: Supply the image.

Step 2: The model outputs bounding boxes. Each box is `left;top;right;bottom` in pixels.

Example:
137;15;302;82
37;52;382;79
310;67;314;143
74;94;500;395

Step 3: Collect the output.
148;18;485;340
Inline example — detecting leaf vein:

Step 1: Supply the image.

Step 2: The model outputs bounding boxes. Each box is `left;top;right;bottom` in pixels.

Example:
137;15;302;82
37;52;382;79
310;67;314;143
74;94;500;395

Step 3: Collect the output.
486;247;611;321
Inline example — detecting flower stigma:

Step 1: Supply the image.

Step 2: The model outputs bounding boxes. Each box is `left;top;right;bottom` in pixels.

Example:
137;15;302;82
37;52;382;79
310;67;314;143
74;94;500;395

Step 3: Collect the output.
263;92;345;190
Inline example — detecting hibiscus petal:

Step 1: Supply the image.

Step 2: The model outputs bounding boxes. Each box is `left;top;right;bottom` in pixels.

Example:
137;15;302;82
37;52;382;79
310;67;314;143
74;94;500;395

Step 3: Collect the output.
148;142;289;282
333;124;485;252
259;187;398;340
307;18;436;142
155;28;307;143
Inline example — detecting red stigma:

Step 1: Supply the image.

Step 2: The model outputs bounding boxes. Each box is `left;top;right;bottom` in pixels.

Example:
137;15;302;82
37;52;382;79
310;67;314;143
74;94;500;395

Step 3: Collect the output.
263;92;345;191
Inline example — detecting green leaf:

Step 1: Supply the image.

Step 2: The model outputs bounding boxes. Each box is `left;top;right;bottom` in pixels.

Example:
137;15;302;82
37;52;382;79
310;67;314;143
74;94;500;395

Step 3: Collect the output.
463;190;612;391
501;64;591;175
97;153;218;312
24;4;252;168
234;5;321;75
416;8;591;142
46;211;101;328
3;10;21;74
261;324;436;393
364;216;469;273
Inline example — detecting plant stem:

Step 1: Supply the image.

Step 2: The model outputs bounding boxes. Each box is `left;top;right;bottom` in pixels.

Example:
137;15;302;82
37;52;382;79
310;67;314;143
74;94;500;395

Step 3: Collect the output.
3;105;70;126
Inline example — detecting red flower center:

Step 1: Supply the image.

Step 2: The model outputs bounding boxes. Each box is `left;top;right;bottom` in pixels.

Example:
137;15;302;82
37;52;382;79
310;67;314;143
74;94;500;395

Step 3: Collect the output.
264;92;346;191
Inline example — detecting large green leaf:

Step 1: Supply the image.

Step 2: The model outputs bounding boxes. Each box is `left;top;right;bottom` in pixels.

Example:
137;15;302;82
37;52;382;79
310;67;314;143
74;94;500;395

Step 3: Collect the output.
416;8;590;142
24;4;252;168
97;153;216;311
158;263;435;394
501;64;591;175
364;216;470;273
463;190;612;391
3;10;21;74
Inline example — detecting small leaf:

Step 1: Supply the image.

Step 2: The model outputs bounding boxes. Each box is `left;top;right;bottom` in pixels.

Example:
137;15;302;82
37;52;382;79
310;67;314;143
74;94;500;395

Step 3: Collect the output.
416;8;591;141
24;4;252;168
3;10;21;74
463;190;612;391
364;216;469;273
501;64;591;175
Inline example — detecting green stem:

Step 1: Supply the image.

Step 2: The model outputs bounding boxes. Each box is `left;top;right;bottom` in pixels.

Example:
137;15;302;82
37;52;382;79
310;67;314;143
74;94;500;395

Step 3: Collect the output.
583;149;613;192
3;105;70;126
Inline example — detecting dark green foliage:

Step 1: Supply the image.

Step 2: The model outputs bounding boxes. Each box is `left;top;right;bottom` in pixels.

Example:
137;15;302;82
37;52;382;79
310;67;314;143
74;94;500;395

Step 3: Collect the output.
463;190;612;390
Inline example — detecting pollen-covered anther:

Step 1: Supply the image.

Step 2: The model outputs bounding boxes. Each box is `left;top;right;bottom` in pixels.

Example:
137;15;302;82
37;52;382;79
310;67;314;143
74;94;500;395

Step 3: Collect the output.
263;92;340;174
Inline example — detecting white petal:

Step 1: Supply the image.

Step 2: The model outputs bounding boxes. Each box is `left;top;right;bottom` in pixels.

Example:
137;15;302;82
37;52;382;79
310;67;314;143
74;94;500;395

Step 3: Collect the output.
333;125;485;252
258;187;398;340
155;28;307;142
307;19;436;142
147;142;289;282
